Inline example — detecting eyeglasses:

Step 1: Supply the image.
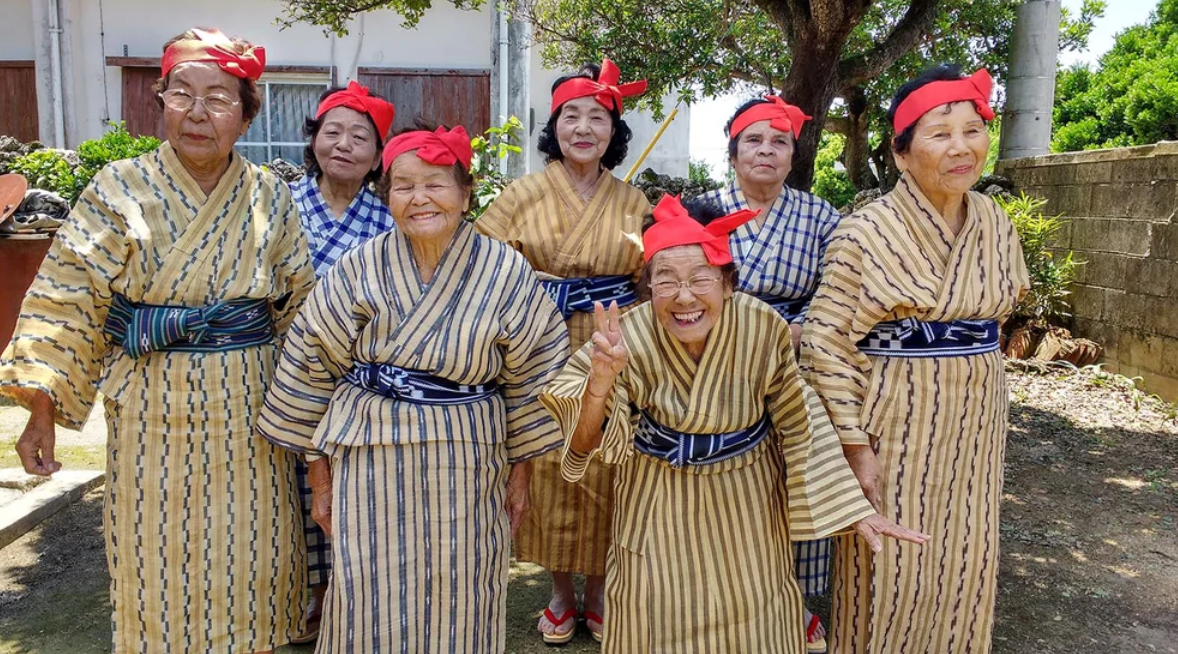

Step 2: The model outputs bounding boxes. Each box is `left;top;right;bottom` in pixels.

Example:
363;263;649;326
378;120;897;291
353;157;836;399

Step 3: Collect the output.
160;89;241;116
387;182;458;197
650;275;722;298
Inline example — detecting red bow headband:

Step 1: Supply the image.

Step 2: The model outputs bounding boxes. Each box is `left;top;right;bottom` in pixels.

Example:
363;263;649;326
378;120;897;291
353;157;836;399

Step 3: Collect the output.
550;58;648;114
643;195;760;266
892;68;996;134
381;126;473;172
315;81;396;140
729;95;812;141
161;28;265;81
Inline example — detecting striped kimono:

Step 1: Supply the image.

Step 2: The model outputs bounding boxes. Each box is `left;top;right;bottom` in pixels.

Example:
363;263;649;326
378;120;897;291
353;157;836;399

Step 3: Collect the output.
476;161;649;576
255;221;570;653
543;293;876;653
0;143;315;652
701;180;844;597
802;175;1029;654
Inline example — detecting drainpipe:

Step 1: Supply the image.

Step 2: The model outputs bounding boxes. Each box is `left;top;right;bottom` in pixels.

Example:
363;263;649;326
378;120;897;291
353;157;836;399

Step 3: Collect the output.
497;7;509;173
47;0;66;147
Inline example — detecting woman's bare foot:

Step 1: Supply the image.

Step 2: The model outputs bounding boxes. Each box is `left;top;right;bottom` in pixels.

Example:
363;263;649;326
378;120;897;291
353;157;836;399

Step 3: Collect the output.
582;574;606;641
538;571;578;642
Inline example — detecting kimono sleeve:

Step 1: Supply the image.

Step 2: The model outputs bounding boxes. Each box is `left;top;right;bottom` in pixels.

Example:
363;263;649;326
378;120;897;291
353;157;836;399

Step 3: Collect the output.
256;259;362;459
0;169;128;429
496;264;572;463
472;179;521;247
268;181;316;335
793;196;843;324
799;222;891;446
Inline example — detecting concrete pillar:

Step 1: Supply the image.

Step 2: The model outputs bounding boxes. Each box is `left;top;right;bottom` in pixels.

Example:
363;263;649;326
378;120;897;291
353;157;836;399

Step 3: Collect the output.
999;0;1062;160
490;9;531;176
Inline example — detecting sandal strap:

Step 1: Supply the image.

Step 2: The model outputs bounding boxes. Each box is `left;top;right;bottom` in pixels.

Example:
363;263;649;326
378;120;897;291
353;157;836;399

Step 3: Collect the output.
544;606;578;627
806;613;822;640
582;609;604;625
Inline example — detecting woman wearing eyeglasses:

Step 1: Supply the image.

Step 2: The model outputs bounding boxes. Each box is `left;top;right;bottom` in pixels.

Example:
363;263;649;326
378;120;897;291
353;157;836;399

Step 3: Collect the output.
1;28;314;653
540;194;928;653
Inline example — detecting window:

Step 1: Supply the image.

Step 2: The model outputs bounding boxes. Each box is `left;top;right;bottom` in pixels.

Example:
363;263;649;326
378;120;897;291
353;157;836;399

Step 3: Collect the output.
237;78;329;165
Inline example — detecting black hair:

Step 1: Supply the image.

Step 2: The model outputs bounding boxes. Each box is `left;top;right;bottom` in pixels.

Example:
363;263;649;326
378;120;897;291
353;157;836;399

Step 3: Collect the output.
888;63;983;154
302;85;389;185
537;63;633;170
724;97;778;160
375;117;476;211
636;196;739;300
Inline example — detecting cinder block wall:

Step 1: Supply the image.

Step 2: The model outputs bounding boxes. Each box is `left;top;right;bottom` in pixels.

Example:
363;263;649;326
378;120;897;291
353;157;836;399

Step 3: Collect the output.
996;142;1178;401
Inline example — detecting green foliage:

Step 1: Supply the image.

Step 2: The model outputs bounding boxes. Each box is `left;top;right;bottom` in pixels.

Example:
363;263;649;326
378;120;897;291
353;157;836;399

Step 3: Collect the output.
1053;0;1178;152
811;133;855;208
9;149;81;204
469;116;524;221
996;193;1084;324
278;0;485;33
8;122;159;205
688;158;718;187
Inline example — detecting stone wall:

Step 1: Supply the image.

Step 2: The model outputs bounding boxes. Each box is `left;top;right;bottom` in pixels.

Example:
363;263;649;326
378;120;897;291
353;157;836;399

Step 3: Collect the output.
997;142;1178;401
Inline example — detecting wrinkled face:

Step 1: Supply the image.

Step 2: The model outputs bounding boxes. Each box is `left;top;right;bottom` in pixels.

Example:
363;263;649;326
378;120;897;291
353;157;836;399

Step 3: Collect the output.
554;96;615;168
731;119;793;188
383;152;470;244
312;106;381;186
649;245;732;352
163;62;247;170
893;101;989;203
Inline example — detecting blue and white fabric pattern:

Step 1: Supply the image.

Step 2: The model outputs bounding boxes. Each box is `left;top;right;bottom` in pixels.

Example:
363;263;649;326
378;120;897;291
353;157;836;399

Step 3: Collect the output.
858;317;1000;358
103;293;273;359
541;275;638;320
345;363;500;405
290;175;396;277
634;409;771;468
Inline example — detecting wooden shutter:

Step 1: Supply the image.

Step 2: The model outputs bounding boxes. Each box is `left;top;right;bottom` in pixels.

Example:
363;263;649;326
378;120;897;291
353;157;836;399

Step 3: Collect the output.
357;68;490;137
121;66;165;139
0;61;40;142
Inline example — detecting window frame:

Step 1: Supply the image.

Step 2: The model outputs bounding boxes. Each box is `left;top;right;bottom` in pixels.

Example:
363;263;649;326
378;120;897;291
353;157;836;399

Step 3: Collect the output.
236;73;331;164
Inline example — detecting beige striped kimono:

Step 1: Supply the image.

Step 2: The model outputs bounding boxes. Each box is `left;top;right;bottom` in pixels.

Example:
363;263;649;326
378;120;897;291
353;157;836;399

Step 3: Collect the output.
0;142;314;652
476;162;649;576
542;293;875;653
802;175;1029;654
255;221;570;653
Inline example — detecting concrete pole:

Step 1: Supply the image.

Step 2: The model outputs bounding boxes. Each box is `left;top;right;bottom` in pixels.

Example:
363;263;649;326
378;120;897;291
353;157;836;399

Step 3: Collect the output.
999;0;1062;160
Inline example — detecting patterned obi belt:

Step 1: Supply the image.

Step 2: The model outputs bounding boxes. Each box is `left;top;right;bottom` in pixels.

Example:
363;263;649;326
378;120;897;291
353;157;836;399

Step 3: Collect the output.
541;275;638;320
635;409;771;468
857;317;1000;358
752;294;806;322
345;363;499;406
103;293;274;359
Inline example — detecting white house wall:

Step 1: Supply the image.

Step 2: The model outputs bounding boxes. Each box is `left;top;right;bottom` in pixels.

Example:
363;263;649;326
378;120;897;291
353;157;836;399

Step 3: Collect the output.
0;1;36;60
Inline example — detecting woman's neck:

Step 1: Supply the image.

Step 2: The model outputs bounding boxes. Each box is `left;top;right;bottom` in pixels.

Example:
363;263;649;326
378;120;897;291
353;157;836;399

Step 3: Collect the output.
179;153;232;197
926;190;968;236
409;229;457;284
561;159;602;198
318;175;364;220
739;179;785;222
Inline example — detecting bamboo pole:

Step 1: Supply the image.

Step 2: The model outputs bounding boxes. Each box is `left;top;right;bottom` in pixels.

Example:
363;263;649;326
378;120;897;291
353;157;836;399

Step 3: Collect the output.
623;106;680;183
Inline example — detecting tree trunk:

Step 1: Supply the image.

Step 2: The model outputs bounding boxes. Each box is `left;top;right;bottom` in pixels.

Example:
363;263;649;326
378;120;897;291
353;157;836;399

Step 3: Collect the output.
781;40;846;191
842;85;878;190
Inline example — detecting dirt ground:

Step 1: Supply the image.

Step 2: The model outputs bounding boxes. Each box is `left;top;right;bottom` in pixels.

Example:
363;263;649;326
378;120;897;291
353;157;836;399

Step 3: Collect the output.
0;367;1175;653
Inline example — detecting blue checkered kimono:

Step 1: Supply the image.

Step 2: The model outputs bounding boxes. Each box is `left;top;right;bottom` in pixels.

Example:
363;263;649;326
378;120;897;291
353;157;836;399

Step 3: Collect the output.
290;175;396;277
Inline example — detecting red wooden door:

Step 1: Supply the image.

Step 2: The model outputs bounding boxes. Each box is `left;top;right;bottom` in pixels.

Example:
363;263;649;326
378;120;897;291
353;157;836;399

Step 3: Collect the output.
0;61;40;142
358;68;490;137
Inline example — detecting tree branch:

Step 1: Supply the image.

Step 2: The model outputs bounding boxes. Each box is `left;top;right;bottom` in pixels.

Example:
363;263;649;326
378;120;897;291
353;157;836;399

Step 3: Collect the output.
835;0;940;88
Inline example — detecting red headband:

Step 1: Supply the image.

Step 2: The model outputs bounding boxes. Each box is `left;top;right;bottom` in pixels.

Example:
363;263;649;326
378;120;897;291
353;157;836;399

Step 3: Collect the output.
161;28;265;81
729;95;811;140
892;68;996;134
643;194;760;266
315;81;396;139
381;126;473;172
550;58;648;114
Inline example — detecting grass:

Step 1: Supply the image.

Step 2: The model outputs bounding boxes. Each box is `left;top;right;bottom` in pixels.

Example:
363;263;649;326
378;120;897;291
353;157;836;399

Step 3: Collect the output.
0;441;107;471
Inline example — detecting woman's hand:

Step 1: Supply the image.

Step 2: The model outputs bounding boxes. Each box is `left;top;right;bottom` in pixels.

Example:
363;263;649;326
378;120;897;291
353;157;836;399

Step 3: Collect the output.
15;391;61;477
843;443;883;513
854;514;931;553
789;323;802;353
505;461;531;537
307;457;333;538
587;301;628;398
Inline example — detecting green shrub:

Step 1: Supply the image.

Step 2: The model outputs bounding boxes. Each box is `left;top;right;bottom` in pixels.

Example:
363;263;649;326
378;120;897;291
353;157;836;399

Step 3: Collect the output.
75;122;160;191
997;192;1084;324
469;116;524;221
9;122;159;205
8;149;81;204
812;133;856;208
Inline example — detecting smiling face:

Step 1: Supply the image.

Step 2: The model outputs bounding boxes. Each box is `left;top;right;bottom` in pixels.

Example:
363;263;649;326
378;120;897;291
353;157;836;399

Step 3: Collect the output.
731;119;794;189
893;101;990;207
162;62;246;172
312;105;381;186
554;96;615;169
383;152;470;246
648;245;732;357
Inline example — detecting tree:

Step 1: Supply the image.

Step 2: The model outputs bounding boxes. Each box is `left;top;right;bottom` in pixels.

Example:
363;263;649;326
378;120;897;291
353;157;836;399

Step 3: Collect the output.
1053;0;1178;152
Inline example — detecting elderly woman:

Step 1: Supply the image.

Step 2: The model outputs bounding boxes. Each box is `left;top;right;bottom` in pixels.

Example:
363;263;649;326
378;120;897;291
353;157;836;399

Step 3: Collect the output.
256;122;570;653
802;64;1030;654
476;58;650;643
541;194;928;653
287;80;397;643
700;94;844;651
1;28;313;653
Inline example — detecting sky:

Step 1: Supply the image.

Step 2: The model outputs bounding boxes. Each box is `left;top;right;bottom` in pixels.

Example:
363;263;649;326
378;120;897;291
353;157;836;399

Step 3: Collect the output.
687;0;1162;177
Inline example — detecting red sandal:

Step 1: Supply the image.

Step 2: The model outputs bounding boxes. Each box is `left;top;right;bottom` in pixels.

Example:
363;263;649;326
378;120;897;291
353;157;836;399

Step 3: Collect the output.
805;612;828;653
541;606;578;645
582;609;604;644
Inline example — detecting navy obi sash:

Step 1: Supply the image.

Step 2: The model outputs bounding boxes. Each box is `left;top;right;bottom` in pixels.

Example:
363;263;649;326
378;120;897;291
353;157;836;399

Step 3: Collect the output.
103;293;273;359
634;409;771;468
541;275;638;320
752;294;807;322
345;363;499;406
857;317;1000;358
